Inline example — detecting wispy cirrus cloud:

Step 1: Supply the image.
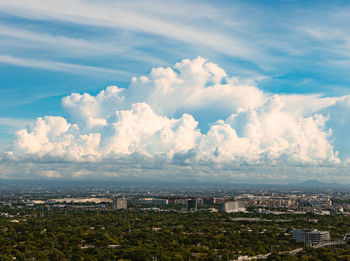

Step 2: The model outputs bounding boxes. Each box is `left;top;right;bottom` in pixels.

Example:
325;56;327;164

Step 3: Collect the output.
0;25;119;54
0;55;130;76
0;25;167;66
0;0;257;61
2;0;350;78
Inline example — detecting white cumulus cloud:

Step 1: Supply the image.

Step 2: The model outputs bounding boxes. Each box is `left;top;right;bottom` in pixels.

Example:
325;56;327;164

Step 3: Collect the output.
196;95;339;164
8;57;349;171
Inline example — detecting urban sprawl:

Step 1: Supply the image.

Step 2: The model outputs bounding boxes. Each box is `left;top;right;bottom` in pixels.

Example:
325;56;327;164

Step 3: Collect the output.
2;182;350;260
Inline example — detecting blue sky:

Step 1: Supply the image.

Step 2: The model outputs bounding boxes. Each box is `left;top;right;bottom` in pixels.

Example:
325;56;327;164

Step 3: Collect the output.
1;0;350;182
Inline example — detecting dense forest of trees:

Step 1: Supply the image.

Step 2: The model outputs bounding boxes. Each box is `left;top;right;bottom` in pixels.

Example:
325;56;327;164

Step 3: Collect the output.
1;207;350;260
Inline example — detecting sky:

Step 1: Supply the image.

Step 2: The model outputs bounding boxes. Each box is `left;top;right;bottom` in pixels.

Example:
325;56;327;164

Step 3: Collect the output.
1;0;350;183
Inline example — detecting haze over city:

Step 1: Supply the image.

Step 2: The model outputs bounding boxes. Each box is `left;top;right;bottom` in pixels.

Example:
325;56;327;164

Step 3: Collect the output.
1;0;350;183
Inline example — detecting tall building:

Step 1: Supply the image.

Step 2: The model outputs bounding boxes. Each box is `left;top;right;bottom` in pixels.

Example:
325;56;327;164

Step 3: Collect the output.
112;197;127;211
220;201;246;213
292;229;330;246
187;199;197;212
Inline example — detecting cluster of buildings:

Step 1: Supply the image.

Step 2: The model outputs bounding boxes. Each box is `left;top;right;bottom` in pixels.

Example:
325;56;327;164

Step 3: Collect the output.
130;197;246;213
9;188;350;217
231;193;345;215
21;193;340;215
236;194;332;208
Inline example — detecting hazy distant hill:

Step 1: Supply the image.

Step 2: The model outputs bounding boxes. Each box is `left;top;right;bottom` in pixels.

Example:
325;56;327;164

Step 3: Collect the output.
288;179;345;189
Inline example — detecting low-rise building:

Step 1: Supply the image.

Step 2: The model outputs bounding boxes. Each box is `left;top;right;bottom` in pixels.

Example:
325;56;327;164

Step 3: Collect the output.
133;198;168;205
292;229;330;246
343;233;350;241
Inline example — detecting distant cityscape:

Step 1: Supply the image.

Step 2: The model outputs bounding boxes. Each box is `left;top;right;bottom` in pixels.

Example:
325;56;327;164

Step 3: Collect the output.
2;180;350;259
6;180;349;216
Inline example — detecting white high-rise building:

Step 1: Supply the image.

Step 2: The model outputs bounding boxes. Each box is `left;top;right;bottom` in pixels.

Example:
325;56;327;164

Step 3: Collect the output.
113;197;127;210
220;201;246;213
